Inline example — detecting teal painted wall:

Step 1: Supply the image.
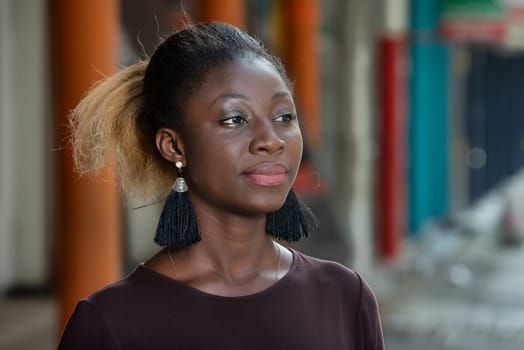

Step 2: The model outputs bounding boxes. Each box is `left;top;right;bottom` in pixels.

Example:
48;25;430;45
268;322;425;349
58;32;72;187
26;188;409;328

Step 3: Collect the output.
409;0;450;233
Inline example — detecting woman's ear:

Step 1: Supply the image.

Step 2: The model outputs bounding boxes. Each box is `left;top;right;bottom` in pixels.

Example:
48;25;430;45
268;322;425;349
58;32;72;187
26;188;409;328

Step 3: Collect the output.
155;128;185;164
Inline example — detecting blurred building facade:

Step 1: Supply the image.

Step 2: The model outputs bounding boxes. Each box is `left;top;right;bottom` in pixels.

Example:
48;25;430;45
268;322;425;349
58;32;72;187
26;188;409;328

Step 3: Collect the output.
0;0;50;292
2;0;524;340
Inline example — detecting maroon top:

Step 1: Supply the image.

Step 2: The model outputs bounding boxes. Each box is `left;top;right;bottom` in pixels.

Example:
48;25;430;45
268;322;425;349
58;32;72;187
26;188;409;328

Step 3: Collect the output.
58;249;384;349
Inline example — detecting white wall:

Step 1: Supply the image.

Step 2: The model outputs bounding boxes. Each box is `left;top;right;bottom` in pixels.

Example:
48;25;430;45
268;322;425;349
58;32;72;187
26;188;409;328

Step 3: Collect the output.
0;0;49;291
383;0;409;34
334;0;409;275
335;0;379;275
0;0;15;290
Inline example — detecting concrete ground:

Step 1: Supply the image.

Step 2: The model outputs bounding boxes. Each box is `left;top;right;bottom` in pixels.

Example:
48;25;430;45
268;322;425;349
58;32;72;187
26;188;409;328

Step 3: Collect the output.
0;296;56;350
378;229;524;350
1;229;523;349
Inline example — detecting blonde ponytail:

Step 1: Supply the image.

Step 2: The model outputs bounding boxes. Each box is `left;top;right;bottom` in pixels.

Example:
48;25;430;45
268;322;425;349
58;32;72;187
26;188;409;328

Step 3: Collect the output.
70;60;175;202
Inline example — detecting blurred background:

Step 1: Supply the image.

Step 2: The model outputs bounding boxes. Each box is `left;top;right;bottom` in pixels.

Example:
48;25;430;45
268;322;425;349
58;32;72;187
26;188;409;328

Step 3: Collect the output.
1;0;524;349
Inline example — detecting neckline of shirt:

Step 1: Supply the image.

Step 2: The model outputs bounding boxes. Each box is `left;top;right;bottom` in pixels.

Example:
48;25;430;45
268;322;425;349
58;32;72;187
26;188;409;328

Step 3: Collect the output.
136;247;299;301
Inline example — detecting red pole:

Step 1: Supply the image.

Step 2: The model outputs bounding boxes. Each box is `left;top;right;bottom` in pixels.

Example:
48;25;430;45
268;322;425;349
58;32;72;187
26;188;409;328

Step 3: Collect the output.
377;35;407;259
53;0;122;330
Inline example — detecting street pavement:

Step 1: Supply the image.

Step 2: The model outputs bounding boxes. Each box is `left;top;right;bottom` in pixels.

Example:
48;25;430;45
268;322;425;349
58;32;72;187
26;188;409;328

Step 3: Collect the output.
379;229;524;350
0;296;55;350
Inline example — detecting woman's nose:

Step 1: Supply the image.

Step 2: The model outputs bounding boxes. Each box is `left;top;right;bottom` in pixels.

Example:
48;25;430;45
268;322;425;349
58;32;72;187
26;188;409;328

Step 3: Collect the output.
249;118;285;154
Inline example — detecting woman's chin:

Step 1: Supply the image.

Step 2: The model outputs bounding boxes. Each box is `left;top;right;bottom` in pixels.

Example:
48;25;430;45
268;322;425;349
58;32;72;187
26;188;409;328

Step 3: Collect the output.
246;198;288;216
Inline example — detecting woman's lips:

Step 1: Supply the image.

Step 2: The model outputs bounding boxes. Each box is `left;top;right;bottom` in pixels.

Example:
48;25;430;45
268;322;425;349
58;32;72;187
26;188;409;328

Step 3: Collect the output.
245;173;287;186
244;163;288;186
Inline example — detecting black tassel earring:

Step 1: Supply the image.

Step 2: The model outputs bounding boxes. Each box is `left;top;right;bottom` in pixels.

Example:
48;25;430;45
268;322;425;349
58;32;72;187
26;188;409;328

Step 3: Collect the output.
154;160;201;247
266;189;319;242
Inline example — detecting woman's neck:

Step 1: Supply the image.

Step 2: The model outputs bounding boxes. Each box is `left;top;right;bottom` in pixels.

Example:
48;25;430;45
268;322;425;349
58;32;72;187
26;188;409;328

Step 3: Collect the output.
187;206;274;281
146;198;292;296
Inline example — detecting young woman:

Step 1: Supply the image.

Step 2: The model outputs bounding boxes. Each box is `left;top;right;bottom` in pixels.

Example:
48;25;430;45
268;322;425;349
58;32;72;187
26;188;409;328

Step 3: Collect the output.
58;22;384;349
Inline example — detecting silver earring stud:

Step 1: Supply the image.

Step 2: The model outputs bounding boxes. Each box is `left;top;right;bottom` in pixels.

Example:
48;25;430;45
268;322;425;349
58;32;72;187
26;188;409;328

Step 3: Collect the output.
173;160;188;193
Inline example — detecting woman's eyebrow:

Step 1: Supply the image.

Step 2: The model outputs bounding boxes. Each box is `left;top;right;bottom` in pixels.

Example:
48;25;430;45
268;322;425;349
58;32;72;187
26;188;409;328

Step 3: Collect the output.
210;91;291;106
273;91;291;100
210;93;248;106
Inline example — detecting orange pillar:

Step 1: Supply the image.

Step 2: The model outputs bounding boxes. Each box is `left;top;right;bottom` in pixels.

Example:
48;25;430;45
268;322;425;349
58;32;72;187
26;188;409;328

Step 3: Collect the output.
282;0;321;145
53;0;121;330
199;0;247;29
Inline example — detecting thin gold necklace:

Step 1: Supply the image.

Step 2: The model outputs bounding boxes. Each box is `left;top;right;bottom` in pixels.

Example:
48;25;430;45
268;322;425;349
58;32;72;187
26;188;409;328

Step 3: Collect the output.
167;242;282;282
167;246;180;281
274;241;282;281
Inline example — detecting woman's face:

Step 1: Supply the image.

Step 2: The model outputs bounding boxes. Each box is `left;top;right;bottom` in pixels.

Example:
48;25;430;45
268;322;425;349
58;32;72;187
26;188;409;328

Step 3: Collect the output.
179;57;303;217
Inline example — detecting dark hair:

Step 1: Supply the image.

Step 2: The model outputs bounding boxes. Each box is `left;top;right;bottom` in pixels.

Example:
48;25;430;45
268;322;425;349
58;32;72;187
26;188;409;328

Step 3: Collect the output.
142;22;289;133
70;22;290;201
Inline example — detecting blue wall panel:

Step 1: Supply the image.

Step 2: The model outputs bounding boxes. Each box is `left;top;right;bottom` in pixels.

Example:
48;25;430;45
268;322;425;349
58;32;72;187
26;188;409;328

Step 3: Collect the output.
409;0;450;233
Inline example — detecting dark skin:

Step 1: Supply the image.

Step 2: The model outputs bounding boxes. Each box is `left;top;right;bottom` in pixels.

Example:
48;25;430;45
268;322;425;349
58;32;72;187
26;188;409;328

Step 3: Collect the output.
145;57;302;297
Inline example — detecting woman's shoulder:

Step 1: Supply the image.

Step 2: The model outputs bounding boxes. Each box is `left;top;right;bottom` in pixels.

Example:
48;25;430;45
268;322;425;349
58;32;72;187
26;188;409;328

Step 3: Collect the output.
59;265;171;349
291;248;362;286
288;249;380;318
289;249;377;301
83;264;165;308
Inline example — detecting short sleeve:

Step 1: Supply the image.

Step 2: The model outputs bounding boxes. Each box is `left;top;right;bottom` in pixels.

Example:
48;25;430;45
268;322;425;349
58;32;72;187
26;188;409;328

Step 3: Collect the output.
58;299;120;350
356;274;385;350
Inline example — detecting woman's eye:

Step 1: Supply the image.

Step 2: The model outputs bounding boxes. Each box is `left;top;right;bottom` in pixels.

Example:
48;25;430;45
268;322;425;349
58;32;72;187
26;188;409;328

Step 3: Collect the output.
221;114;248;125
274;112;296;123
